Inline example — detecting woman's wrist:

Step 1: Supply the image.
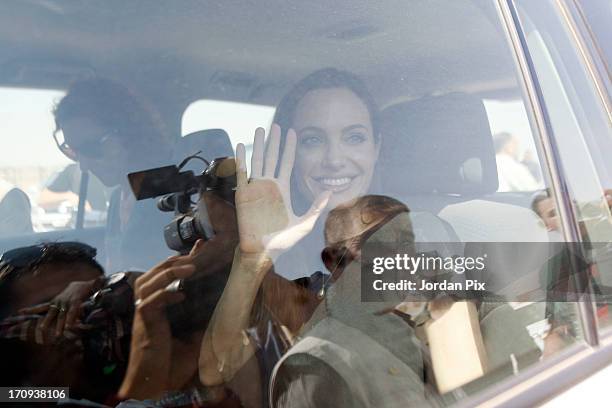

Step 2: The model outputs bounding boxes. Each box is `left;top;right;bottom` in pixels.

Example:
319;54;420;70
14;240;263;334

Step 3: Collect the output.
234;247;273;277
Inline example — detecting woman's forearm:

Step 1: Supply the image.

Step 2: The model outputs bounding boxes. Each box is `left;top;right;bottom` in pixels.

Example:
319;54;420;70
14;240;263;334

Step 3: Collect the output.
199;247;272;385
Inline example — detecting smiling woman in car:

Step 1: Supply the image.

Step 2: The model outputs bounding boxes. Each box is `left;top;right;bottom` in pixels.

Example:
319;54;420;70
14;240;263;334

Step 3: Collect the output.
273;68;381;214
258;68;382;282
197;68;384;403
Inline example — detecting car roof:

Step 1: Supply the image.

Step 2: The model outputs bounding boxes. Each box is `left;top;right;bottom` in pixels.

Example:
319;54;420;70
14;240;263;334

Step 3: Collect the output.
0;0;519;109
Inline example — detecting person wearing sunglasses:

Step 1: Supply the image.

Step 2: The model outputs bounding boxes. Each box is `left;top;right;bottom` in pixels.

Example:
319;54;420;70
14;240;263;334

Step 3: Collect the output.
52;78;175;271
0;241;137;402
0;242;104;327
52;78;172;188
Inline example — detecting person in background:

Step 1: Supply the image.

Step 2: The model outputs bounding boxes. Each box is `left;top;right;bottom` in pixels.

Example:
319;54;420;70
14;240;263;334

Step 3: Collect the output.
521;150;543;184
494;132;539;192
531;189;560;232
38;162;109;214
52;78;175;272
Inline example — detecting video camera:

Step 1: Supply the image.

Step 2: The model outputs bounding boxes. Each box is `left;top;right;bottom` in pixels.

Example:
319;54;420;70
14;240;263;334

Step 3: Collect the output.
128;153;237;253
128;153;237;338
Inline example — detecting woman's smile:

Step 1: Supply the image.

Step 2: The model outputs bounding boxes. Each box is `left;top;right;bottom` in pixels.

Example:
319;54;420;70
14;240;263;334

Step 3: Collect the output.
311;175;357;190
292;87;380;209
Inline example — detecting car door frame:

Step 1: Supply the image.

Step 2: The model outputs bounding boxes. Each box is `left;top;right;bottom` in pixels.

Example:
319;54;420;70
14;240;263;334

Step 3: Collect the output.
454;0;612;405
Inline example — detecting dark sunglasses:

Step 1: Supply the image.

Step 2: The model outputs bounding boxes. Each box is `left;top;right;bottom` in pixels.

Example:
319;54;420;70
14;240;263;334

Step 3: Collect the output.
0;241;97;270
53;130;114;161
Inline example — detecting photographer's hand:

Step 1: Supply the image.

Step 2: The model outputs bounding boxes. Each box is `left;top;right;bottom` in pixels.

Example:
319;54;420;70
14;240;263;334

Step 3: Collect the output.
118;243;202;400
235;124;330;261
19;277;102;341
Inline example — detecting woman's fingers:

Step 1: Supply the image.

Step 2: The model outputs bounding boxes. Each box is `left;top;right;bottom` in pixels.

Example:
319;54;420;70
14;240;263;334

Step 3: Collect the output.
263;191;332;257
250;127;265;178
136;264;196;300
293;191;332;237
278;128;296;183
235;143;248;188
263;124;281;178
241;124;294;182
303;191;332;221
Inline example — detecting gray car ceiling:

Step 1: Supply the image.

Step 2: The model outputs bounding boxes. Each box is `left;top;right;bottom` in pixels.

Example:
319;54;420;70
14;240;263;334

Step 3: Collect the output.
0;0;519;111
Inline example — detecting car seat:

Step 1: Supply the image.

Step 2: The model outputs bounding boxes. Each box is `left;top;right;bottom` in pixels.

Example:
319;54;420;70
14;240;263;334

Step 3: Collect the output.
378;93;498;207
174;128;234;170
379;93;555;390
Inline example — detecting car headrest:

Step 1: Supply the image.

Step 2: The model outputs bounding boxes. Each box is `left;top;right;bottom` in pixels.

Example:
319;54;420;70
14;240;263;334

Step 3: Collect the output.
379;93;498;196
175;129;234;168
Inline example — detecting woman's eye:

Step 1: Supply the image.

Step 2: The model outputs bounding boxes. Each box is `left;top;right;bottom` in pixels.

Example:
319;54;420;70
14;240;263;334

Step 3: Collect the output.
299;135;324;146
345;133;366;144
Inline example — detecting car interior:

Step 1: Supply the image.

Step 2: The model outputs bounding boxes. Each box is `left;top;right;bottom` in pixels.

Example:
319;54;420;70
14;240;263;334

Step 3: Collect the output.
1;0;584;403
0;0;546;245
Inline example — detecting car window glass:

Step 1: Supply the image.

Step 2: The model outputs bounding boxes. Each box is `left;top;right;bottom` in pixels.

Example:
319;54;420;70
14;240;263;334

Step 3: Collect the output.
574;0;612;72
515;0;612;333
0;0;599;406
0;87;108;235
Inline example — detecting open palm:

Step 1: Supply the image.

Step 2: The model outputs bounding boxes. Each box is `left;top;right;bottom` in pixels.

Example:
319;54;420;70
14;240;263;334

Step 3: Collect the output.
235;124;330;260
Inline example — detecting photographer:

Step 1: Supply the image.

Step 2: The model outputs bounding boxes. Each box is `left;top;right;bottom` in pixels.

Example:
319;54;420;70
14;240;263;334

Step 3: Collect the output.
114;179;243;405
0;242;104;332
0;242;124;403
0;205;239;407
118;241;202;400
52;78;175;272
